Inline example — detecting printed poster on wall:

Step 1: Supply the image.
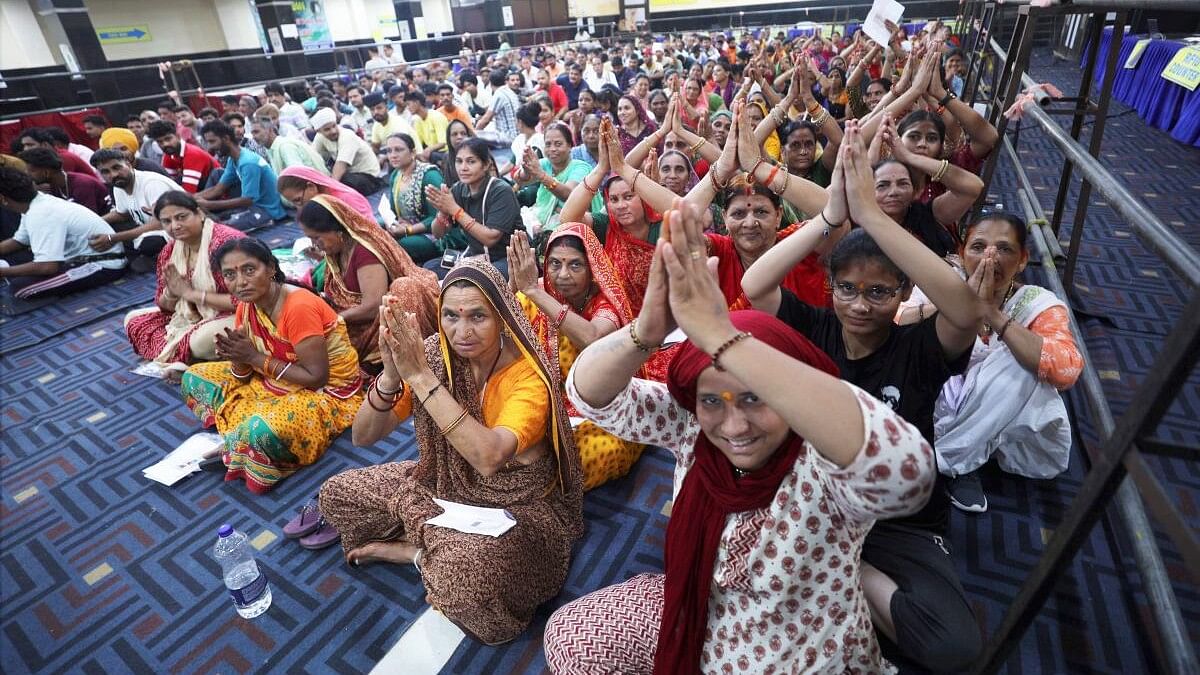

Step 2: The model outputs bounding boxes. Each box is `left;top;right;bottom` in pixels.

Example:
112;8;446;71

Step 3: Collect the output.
248;0;272;53
292;0;334;51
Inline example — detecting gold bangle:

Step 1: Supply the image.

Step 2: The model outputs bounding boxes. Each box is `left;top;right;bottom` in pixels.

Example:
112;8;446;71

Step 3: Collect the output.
932;159;950;182
689;138;705;154
628;318;661;352
439;409;470;435
581;175;599;193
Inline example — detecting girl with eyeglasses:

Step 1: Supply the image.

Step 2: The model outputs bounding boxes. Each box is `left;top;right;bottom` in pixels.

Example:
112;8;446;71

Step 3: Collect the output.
741;122;986;673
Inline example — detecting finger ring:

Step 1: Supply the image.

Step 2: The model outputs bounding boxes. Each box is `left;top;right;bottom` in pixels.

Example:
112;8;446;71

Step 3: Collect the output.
690;250;703;260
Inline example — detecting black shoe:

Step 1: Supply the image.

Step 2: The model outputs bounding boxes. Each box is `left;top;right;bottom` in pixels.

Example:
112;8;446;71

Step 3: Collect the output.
947;471;988;513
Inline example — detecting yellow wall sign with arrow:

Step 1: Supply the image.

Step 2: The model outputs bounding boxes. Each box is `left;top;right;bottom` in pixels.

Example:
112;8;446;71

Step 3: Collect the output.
96;25;153;44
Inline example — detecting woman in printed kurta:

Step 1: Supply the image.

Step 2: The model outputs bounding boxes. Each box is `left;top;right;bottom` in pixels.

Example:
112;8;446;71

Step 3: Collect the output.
316;260;584;645
543;200;934;674
936;212;1082;512
181;238;363;494
124;191;244;374
509;224;646;490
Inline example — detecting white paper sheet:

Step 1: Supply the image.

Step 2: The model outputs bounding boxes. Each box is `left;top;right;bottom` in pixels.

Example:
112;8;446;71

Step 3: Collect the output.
142;433;224;486
663;328;687;346
863;0;905;48
425;498;516;537
131;361;167;379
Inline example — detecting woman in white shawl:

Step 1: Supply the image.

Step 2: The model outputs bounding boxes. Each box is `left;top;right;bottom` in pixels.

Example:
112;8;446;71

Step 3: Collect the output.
935;211;1083;513
124;191;244;380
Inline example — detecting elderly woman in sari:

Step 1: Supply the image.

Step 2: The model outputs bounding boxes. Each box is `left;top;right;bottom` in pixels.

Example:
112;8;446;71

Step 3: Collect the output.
380;132;445;264
297;195;440;370
507;226;646;490
316;260;584;645
277;166;376;222
125;191;244;379
182;238;364;494
935;212;1082;512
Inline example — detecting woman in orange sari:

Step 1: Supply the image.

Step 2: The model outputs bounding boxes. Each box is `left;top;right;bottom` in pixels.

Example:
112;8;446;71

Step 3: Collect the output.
508;225;646;490
297;195;439;370
181;238;364;493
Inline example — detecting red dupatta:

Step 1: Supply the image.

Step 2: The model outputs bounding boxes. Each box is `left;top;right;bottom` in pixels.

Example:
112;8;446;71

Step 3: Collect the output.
529;223;634;414
711;222;832;311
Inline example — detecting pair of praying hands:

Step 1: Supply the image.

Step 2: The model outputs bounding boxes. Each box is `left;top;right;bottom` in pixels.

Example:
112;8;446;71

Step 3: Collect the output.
706;100;777;186
377;296;431;385
506;231;540;297
580;117;631;185
162;266;193;303
214;327;259;365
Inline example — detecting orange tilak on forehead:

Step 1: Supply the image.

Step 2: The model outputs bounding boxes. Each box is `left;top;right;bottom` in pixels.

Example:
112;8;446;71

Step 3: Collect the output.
720;391;735;402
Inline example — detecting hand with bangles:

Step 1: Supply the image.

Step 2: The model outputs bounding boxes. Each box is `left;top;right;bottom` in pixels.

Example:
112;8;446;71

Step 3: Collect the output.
658;200;735;355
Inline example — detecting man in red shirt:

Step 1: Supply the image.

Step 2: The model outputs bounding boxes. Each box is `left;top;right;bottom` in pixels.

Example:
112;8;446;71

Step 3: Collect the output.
146;120;219;193
536;70;568;119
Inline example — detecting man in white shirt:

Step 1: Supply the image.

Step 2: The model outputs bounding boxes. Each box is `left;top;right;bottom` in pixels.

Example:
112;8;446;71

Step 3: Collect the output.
89;148;177;272
583;54;618;92
311;108;384;196
364;47;390;75
0;167;126;299
263;82;311;132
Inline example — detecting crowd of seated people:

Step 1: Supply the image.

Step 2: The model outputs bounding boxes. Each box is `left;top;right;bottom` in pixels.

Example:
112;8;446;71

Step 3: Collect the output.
1;20;1087;671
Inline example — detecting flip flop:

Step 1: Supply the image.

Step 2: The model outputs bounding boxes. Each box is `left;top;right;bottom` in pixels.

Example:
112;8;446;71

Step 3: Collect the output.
299;517;341;550
284;500;321;539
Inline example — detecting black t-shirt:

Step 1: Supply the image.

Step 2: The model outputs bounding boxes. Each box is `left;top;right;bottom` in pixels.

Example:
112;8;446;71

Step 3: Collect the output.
904;201;958;259
451;178;521;260
776;288;970;532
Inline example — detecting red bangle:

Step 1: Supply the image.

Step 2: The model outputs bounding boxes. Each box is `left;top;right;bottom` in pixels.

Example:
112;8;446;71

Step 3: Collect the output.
553;306;569;328
452;207;465;223
762;164;781;188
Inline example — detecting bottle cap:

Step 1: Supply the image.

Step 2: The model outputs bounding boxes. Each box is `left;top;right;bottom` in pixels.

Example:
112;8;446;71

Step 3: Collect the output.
218;524;234;538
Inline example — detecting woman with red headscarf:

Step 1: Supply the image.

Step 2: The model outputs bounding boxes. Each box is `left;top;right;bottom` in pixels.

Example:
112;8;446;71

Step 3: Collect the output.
542;201;934;674
507;226;646;490
559;118;677;381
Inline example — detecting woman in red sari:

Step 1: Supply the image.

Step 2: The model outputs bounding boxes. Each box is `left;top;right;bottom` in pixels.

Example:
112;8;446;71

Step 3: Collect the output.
124;191;244;379
559;118;677;381
508;225;646;490
616;102;842;311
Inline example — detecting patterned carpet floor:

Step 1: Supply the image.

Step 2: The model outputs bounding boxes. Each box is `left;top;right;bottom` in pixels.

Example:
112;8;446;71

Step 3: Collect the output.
1;47;1197;674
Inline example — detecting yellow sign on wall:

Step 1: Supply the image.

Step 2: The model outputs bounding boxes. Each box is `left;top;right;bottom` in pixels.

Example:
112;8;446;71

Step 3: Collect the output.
1161;45;1200;91
95;25;152;44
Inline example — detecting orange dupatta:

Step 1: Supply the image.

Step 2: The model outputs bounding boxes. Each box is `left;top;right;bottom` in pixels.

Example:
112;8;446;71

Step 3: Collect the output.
237;291;363;399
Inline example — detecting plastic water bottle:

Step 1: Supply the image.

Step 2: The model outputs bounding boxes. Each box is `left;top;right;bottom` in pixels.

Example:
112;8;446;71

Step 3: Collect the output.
211;524;273;619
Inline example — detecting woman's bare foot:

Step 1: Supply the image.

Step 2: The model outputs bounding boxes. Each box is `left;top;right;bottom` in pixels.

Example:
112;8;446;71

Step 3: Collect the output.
346;540;419;567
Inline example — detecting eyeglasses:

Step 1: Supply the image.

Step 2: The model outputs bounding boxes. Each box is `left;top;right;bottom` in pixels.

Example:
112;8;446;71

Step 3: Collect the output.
831;281;904;305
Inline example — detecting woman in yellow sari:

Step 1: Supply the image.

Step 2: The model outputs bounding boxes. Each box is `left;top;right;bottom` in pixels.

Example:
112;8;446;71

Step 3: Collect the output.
297;195;439;370
507;224;646;490
181;238;364;494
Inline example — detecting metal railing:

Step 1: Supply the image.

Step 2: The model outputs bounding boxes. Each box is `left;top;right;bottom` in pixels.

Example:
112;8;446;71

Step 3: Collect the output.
958;2;1200;673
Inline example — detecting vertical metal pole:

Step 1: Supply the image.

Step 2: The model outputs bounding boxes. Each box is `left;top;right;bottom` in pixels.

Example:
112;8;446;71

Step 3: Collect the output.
974;5;1035;218
1050;13;1104;238
1062;11;1127;295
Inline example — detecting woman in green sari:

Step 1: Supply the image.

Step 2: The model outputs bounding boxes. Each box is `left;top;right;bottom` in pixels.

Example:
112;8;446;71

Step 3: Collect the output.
515;122;590;250
381;133;455;264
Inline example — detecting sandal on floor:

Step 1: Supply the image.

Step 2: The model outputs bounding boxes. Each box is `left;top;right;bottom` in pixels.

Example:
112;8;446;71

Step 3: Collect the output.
284;500;322;539
299;517;341;550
